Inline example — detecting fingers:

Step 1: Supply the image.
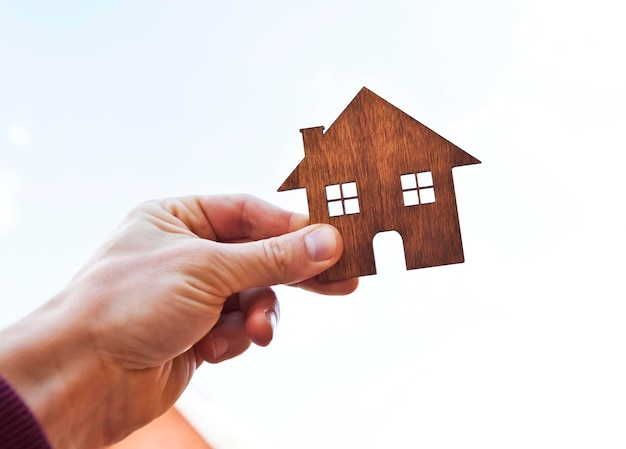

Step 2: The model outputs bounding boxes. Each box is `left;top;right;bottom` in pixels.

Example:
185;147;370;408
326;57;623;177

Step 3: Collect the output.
219;289;279;345
195;288;279;364
238;288;279;347
209;223;344;294
291;276;359;296
194;312;252;364
160;194;310;242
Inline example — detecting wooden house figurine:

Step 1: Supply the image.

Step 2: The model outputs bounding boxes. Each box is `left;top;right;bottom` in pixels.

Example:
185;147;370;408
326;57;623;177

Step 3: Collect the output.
279;87;480;281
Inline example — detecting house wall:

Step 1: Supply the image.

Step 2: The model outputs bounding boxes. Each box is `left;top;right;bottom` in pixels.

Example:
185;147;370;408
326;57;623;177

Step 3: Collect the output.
312;125;465;281
395;167;464;270
323;166;464;281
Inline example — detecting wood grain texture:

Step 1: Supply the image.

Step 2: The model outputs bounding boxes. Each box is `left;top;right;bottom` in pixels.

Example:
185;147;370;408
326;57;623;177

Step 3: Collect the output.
279;87;480;281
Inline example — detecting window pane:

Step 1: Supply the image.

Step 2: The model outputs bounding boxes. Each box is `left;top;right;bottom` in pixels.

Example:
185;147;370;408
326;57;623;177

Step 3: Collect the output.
344;198;360;214
420;187;436;204
342;182;358;198
328;200;344;216
417;171;433;187
400;174;417;190
326;184;341;200
403;190;419;206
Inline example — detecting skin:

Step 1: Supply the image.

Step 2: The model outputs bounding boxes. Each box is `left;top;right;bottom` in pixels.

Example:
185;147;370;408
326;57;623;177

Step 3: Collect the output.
0;195;358;449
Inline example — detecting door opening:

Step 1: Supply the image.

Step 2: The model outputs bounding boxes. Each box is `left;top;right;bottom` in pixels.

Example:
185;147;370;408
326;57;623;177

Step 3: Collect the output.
372;231;406;276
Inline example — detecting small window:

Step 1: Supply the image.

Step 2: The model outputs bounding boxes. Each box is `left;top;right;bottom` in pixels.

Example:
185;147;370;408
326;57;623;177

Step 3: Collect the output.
401;171;435;206
326;181;360;217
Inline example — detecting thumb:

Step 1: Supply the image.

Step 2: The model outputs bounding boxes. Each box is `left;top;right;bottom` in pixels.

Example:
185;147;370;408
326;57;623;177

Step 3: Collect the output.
214;224;343;293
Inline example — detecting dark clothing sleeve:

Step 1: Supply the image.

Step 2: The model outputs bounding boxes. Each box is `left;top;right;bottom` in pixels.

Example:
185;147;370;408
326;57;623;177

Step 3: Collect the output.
0;375;51;449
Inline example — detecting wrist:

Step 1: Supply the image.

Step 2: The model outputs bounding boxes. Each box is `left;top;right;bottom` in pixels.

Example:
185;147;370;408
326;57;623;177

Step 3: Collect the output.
0;292;114;449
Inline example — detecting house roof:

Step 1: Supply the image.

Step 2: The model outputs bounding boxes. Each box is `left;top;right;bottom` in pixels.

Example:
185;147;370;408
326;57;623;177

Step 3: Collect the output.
279;87;480;192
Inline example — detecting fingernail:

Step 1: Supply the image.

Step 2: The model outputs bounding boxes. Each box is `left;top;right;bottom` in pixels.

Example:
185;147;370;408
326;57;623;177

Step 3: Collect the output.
304;226;337;261
266;310;278;330
211;337;229;359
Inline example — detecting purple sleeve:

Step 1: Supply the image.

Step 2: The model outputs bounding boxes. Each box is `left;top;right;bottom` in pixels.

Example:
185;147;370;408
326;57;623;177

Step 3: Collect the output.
0;375;51;449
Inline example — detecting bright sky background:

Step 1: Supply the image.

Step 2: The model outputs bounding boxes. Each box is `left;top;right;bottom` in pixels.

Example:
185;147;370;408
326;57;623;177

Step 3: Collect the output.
1;1;625;448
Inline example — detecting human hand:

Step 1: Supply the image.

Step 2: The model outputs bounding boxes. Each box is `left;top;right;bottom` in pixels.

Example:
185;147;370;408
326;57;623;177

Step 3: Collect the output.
0;195;358;449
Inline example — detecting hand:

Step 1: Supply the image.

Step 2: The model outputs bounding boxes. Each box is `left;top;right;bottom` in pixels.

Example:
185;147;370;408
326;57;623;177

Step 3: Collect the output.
0;195;358;449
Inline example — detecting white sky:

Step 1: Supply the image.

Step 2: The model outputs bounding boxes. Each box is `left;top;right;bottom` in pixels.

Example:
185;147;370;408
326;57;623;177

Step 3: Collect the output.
1;1;625;448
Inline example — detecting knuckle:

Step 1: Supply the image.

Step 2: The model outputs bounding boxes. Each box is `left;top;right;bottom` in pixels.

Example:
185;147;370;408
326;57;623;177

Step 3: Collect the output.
261;237;292;278
126;199;160;218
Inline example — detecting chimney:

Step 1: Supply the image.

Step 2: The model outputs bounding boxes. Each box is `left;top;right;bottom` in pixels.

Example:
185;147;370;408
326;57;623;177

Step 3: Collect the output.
300;126;325;157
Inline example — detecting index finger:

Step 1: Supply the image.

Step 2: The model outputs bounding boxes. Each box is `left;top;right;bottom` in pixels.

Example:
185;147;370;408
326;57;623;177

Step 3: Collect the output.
161;194;309;242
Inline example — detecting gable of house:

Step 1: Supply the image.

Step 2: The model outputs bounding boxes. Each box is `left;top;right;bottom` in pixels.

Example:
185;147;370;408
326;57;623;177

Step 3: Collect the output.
279;88;479;222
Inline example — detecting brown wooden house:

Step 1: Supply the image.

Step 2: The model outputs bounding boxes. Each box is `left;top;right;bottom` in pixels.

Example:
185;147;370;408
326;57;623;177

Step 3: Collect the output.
279;87;480;281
